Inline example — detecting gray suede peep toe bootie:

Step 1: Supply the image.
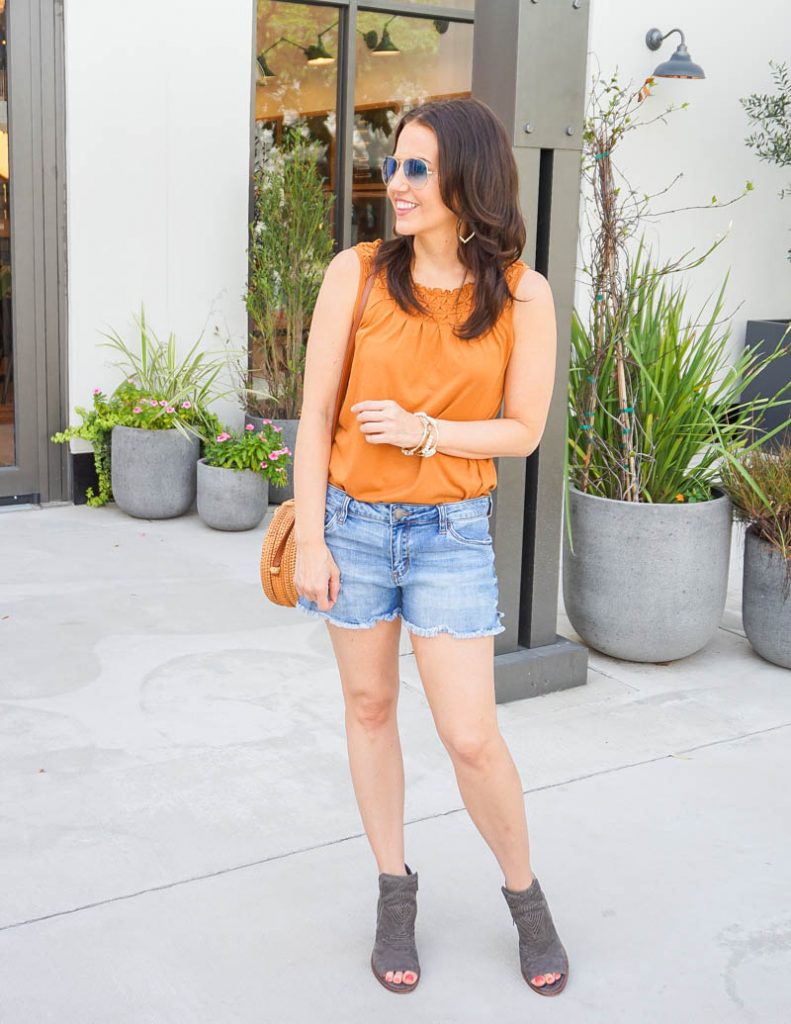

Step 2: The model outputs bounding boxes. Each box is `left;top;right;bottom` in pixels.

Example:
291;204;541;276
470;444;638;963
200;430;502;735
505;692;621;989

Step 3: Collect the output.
502;875;569;996
370;863;420;994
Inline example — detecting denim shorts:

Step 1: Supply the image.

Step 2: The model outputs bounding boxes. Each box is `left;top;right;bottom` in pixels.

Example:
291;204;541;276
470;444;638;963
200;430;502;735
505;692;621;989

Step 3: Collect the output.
296;482;506;639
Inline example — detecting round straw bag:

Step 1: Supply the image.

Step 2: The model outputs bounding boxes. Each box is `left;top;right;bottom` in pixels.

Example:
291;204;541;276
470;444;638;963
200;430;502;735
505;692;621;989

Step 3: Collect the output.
259;498;298;606
259;273;374;607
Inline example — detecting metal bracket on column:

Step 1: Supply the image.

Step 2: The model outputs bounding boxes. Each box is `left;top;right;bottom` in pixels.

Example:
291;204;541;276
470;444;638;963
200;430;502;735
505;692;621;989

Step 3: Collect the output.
472;0;590;702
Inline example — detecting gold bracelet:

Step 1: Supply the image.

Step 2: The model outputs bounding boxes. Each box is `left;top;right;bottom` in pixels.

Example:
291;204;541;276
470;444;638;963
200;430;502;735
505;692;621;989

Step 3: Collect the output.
401;412;431;456
418;415;439;457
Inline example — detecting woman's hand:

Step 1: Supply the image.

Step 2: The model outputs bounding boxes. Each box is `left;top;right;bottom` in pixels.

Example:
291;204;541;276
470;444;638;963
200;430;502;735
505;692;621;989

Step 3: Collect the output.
349;400;424;449
295;540;341;612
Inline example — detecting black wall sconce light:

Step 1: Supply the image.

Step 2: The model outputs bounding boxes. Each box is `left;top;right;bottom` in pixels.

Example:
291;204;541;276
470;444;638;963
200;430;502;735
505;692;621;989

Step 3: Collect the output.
645;27;705;79
361;15;400;57
257;19;339;80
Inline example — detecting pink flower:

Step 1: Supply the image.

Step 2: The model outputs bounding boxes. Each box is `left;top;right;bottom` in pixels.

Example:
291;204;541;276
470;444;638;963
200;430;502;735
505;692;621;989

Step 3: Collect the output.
132;406;143;414
245;423;254;431
165;406;175;414
159;400;168;407
181;401;192;409
273;425;282;432
92;387;102;396
216;432;231;442
148;399;159;406
283;447;292;455
261;419;272;425
268;452;278;460
260;460;267;469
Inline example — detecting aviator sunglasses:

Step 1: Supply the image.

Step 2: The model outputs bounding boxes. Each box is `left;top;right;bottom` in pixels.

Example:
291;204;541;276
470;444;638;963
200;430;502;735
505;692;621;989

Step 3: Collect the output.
381;155;436;190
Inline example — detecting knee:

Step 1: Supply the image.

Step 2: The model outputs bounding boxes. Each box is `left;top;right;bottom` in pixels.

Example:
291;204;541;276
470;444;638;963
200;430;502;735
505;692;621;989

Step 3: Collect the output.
441;728;501;768
347;691;397;732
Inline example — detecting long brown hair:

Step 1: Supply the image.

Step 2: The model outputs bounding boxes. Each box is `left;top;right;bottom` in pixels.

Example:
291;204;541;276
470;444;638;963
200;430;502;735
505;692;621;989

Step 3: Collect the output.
372;97;527;340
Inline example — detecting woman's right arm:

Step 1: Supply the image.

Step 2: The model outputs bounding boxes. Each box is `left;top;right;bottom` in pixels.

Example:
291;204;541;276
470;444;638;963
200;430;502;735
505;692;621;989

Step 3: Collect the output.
292;247;361;610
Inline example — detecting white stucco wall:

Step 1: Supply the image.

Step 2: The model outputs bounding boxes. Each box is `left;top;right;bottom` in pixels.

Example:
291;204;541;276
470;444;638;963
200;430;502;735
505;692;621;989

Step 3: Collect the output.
62;0;791;453
64;0;253;449
581;0;791;355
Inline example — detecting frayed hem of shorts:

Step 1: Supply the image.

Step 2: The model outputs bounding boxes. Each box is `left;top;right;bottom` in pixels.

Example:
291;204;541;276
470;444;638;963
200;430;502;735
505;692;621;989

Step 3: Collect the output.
400;616;506;640
295;602;402;631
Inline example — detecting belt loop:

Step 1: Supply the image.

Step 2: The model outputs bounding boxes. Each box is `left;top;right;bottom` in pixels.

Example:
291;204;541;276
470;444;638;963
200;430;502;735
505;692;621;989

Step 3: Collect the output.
437;502;448;535
487;493;493;517
339;492;351;524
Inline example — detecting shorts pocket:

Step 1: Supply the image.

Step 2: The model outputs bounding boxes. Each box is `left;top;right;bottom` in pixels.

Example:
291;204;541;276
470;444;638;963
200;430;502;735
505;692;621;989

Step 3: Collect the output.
447;514;492;547
324;505;342;534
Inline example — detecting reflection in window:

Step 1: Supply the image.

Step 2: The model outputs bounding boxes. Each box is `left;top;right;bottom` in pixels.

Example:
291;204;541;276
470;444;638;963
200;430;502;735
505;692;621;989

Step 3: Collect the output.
255;0;338;227
255;2;473;247
352;13;473;243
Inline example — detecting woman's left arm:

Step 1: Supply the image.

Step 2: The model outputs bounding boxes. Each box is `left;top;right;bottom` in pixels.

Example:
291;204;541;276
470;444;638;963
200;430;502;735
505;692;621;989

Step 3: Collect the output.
434;268;557;459
350;269;557;458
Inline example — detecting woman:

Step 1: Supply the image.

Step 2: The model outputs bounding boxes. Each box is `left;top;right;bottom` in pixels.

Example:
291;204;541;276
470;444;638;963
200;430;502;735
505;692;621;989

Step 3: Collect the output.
293;97;568;997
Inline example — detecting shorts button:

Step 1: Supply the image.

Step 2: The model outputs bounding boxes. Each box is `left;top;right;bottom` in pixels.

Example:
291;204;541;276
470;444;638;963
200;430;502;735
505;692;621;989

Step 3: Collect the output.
393;508;408;520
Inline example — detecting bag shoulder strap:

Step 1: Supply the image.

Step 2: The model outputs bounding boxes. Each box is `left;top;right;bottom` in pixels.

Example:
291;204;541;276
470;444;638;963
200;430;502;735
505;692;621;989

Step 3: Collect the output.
331;270;376;437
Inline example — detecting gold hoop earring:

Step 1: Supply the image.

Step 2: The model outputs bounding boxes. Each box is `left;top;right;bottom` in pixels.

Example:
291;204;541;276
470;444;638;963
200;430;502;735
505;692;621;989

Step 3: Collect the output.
456;218;475;245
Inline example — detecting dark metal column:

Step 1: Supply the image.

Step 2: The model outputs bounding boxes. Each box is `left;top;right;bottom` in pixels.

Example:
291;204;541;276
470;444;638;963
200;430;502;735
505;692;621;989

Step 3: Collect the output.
473;0;589;702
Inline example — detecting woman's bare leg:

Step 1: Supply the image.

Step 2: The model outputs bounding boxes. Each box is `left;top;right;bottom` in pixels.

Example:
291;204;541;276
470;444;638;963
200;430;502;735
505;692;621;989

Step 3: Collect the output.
327;616;406;876
410;632;561;988
328;616;418;987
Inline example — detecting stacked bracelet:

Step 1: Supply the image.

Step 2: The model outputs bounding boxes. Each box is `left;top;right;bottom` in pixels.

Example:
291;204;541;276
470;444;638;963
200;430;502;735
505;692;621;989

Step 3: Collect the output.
401;411;440;458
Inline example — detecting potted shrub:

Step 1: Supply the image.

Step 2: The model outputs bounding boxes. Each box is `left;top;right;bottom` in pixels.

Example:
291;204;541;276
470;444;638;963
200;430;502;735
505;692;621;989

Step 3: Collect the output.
243;123;334;503
562;70;790;664
720;444;791;669
565;242;791;662
197;422;291;531
51;307;235;516
740;60;791;449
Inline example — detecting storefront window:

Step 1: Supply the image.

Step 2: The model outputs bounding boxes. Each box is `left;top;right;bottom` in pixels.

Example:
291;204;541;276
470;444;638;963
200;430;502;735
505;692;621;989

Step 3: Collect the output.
0;0;12;466
352;13;473;243
255;1;338;229
255;2;473;247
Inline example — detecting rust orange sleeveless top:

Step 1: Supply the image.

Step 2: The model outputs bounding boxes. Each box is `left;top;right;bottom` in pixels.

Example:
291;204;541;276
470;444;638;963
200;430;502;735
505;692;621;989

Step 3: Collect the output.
327;238;530;504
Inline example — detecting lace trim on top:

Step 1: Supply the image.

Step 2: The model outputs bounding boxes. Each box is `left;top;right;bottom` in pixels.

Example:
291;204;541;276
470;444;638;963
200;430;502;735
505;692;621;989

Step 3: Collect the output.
356;240;527;324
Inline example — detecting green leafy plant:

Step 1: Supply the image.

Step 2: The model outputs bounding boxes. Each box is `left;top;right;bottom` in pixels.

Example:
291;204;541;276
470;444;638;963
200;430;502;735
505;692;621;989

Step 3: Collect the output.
51;383;225;506
565;65;762;553
246;124;335;419
50;307;235;506
719;443;791;592
99;305;242;435
568;236;791;508
202;422;291;487
740;60;791;262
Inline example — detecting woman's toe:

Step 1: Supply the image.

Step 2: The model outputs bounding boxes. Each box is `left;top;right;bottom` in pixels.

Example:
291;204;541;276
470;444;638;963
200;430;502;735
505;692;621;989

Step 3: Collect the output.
403;970;417;985
385;970;395;983
392;970;404;984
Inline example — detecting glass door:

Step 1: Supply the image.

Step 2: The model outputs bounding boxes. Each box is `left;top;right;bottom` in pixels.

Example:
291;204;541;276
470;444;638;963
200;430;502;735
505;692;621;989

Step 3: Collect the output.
0;0;65;505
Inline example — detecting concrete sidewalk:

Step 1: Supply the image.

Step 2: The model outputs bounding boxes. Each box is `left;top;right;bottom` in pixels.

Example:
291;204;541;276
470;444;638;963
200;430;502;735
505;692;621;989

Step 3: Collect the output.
1;501;789;1023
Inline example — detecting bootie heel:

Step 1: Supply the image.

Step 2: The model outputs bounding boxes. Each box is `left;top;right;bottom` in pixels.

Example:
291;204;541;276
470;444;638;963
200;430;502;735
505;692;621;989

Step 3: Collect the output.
501;876;569;996
370;863;420;994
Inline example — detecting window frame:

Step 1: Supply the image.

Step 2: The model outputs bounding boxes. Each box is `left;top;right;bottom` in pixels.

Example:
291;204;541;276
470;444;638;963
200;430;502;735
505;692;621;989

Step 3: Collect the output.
250;0;475;248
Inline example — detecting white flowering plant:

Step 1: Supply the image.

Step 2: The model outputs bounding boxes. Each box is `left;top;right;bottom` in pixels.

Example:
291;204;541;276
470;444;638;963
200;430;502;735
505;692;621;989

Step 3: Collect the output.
201;422;291;486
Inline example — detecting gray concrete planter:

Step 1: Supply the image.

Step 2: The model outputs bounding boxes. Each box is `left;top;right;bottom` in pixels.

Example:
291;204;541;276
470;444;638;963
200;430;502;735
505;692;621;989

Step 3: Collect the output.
196;458;269;531
562;485;732;663
244;415;297;504
742;526;791;669
111;425;199;519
